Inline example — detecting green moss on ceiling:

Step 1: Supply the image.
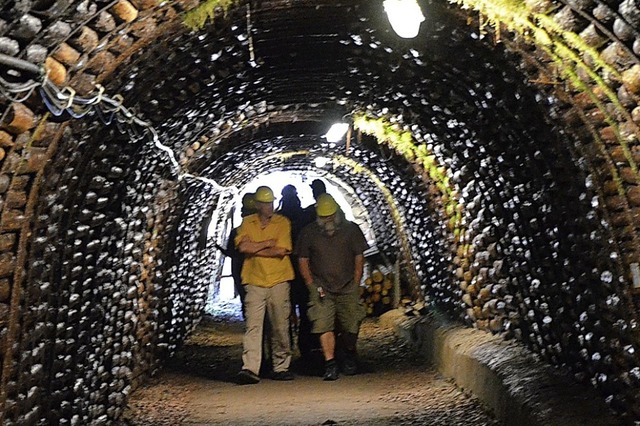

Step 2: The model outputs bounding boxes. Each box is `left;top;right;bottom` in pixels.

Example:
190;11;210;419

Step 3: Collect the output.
183;0;236;31
353;114;463;233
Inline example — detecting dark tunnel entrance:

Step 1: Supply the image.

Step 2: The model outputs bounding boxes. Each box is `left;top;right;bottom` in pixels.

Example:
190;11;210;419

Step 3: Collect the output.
1;0;640;423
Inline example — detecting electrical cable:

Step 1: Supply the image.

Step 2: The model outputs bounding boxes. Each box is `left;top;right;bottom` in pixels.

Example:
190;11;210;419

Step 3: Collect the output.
0;56;237;195
0;75;41;103
0;76;41;92
246;3;257;68
0;53;44;75
0;85;36;103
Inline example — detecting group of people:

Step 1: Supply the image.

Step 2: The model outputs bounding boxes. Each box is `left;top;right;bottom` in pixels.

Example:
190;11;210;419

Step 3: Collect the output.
226;179;368;384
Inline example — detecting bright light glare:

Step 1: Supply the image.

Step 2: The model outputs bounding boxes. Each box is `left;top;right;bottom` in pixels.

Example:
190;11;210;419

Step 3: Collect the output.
324;123;349;142
383;0;425;39
314;156;330;168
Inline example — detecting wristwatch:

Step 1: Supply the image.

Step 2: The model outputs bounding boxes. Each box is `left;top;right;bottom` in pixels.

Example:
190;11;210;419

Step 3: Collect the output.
316;286;325;297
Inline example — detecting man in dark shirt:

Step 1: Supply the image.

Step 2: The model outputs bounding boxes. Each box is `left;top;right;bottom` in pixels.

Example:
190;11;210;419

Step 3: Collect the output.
296;193;368;380
218;193;256;319
301;179;327;225
295;179;328;365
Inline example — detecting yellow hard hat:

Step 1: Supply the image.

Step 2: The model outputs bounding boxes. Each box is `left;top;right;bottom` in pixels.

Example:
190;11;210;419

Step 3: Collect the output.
316;193;338;217
254;186;275;203
242;193;256;210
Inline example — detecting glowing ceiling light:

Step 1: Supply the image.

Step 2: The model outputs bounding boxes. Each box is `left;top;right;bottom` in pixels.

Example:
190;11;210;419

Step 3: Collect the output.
324;123;349;142
314;156;330;168
383;0;425;39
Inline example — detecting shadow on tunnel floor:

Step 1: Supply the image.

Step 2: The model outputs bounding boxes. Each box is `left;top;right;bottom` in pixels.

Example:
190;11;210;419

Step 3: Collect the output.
163;313;430;386
164;315;246;383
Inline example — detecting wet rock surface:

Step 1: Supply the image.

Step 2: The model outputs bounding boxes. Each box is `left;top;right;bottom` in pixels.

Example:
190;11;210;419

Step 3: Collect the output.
123;311;502;426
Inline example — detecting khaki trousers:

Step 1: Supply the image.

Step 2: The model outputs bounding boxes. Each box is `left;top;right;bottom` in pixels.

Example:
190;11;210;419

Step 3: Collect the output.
242;282;291;375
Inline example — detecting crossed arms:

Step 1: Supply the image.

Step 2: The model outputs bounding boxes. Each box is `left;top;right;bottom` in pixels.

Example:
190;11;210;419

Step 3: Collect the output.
237;236;291;258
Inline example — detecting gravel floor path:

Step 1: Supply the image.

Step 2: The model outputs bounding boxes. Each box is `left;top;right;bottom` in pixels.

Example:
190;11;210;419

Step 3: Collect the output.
123;308;502;426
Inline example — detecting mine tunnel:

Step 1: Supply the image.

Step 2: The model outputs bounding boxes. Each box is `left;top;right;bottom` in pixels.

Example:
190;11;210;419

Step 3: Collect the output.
1;0;640;423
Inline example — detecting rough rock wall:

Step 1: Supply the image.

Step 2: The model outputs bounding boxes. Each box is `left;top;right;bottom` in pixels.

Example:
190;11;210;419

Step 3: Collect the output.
0;0;639;423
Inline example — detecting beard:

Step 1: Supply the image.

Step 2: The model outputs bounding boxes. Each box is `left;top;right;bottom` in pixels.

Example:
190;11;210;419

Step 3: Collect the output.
317;214;341;237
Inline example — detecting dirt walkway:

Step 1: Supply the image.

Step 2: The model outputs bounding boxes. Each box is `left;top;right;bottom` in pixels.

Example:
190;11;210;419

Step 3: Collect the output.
123;312;502;426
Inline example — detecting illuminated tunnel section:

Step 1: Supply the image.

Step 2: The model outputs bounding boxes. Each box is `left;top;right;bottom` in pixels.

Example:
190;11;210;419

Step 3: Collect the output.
1;0;640;423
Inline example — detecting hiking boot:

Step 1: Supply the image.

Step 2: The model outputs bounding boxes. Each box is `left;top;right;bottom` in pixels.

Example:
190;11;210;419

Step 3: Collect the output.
342;354;357;376
236;369;260;385
323;360;339;381
271;370;294;381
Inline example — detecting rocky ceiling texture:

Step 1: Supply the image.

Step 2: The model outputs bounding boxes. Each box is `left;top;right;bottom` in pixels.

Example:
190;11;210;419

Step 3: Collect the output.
1;0;640;423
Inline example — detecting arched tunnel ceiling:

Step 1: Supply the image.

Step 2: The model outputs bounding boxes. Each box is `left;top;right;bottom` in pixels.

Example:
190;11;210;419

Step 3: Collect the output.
1;0;640;423
113;0;562;160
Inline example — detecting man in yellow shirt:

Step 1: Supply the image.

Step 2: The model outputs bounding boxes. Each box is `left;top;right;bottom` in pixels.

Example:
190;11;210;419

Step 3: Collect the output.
235;186;295;384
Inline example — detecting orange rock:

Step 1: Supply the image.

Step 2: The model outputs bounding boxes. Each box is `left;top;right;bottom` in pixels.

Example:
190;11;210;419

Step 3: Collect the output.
45;57;66;85
112;0;139;22
622;65;640;95
1;103;34;134
53;43;81;66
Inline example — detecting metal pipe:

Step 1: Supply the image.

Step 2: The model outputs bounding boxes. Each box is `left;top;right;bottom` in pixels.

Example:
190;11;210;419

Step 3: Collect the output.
0;53;43;76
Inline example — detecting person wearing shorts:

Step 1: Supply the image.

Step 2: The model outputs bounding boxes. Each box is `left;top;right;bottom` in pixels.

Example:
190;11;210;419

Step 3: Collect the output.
296;193;368;380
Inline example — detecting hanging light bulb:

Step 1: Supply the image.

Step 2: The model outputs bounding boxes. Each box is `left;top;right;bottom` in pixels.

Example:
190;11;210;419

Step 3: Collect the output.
314;156;330;168
383;0;425;39
324;122;349;142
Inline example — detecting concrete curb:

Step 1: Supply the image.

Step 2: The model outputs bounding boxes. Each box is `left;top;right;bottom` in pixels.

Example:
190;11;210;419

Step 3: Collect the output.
381;308;623;426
